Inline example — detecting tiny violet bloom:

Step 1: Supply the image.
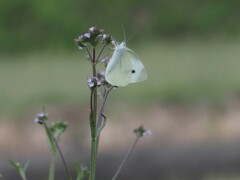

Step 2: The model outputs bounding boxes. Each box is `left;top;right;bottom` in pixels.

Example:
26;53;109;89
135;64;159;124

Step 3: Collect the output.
97;71;105;79
97;71;107;87
84;33;91;39
87;78;94;88
143;129;152;136
133;125;152;138
34;112;48;124
87;77;102;88
101;57;110;66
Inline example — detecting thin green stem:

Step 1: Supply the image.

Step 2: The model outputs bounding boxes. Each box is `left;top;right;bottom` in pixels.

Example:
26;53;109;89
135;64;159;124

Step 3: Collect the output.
90;137;97;180
92;48;97;77
96;86;113;151
112;137;140;180
48;153;56;180
19;168;27;180
89;48;98;180
21;174;27;180
86;46;93;62
43;123;72;180
97;86;113;126
89;89;97;180
96;44;106;63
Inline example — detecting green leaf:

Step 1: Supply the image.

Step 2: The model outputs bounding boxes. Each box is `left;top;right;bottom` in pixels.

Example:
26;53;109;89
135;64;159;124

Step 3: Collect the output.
96;114;106;137
9;160;28;180
44;121;68;154
50;121;68;140
74;162;88;180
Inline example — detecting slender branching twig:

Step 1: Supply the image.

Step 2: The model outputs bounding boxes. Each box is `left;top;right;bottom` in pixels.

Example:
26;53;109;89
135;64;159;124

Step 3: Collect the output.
43;122;72;180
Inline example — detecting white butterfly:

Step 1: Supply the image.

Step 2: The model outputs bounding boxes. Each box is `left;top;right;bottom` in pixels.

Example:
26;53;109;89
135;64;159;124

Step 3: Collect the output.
105;41;147;87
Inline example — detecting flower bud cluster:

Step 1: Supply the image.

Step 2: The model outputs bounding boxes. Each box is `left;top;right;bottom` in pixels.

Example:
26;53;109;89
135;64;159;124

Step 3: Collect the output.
75;27;113;49
87;76;102;89
50;121;68;139
34;112;48;124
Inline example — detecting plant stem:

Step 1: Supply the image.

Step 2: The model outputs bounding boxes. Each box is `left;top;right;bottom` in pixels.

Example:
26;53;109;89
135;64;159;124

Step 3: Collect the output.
96;44;106;63
20;168;27;180
86;46;93;62
96;86;113;152
90;136;97;180
97;86;113;126
48;153;56;180
43;123;72;180
90;48;98;180
112;137;140;180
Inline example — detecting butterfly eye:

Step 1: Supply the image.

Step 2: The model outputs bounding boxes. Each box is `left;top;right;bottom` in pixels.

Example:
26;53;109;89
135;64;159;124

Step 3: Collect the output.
131;70;136;73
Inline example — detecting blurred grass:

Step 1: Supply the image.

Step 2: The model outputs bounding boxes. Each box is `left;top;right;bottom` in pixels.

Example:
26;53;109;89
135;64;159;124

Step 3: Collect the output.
1;39;240;116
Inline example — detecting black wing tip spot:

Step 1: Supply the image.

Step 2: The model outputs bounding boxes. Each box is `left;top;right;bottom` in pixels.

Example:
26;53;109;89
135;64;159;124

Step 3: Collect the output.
132;70;136;73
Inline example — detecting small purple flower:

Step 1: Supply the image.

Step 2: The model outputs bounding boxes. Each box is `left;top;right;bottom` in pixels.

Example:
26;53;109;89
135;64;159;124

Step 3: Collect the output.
84;33;91;39
143;129;152;136
34;112;48;124
101;57;110;66
97;71;105;78
133;125;152;138
87;77;102;88
96;78;102;86
34;118;39;123
87;78;95;88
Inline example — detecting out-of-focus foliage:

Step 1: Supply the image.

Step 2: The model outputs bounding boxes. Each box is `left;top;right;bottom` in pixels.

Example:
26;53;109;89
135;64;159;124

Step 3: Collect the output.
0;0;240;53
1;39;240;115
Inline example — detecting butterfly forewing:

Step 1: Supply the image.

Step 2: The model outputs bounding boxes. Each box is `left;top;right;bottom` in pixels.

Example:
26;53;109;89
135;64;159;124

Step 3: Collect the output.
106;46;132;86
105;42;147;86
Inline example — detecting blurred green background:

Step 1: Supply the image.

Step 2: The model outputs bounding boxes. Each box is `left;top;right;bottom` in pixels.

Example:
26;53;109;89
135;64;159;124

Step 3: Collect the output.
1;0;240;180
1;0;240;115
1;0;240;53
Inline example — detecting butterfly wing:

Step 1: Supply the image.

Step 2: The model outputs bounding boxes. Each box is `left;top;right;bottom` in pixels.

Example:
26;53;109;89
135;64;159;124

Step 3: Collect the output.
105;47;132;87
125;48;147;83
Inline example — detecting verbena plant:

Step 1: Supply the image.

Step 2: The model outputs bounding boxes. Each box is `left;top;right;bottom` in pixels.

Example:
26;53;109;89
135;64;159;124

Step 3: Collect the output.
9;26;151;180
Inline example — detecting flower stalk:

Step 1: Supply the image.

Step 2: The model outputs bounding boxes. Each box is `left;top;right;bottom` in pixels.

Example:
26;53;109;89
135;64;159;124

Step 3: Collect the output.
89;47;98;180
112;126;152;180
34;112;71;180
43;122;72;180
111;137;140;180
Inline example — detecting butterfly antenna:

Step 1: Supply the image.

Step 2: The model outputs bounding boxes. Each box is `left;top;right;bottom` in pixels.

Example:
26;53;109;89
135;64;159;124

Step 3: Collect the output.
126;35;134;43
122;25;127;42
122;25;134;43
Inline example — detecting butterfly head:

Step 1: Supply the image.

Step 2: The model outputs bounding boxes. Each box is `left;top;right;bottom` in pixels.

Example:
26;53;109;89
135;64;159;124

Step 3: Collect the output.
114;41;126;51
